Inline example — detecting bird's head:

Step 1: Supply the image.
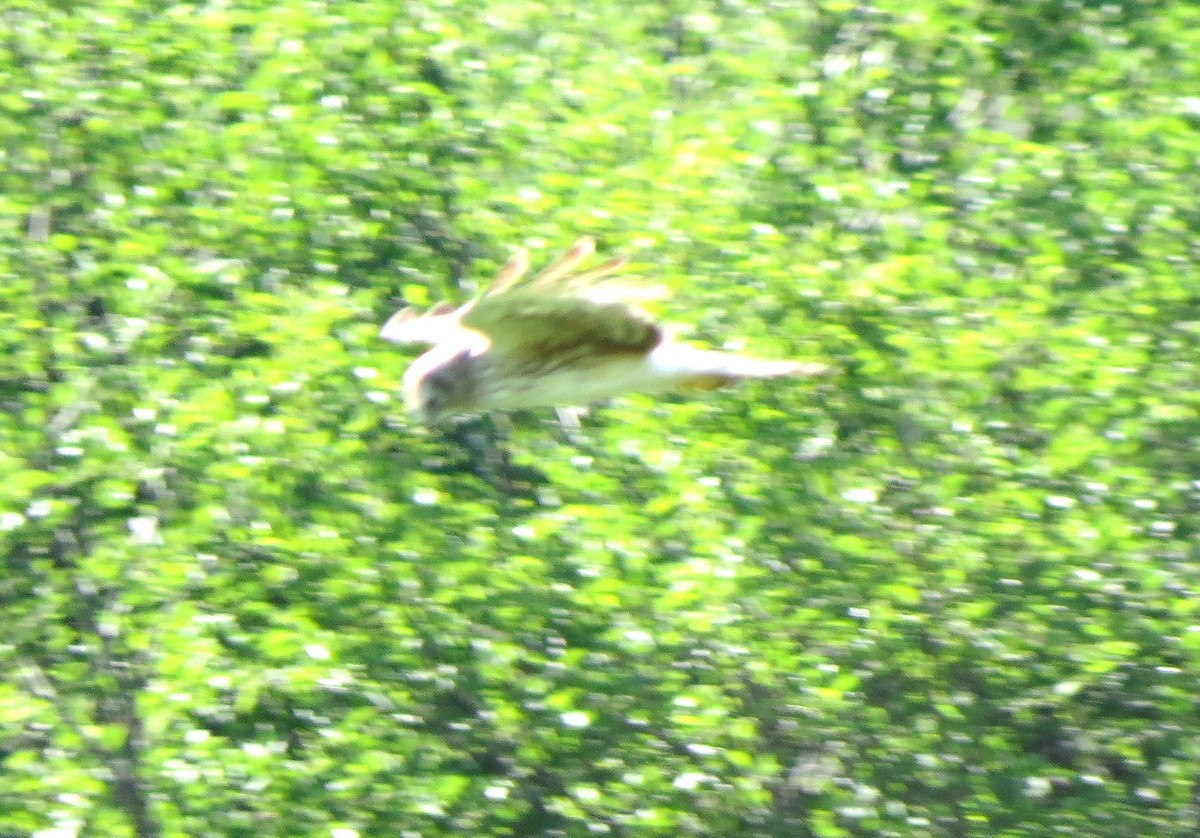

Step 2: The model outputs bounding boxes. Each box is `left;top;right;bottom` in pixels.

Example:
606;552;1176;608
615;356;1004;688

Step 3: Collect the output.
402;346;477;425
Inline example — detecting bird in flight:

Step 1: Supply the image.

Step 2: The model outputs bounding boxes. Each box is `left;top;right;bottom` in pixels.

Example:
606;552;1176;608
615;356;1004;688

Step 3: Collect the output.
380;238;828;423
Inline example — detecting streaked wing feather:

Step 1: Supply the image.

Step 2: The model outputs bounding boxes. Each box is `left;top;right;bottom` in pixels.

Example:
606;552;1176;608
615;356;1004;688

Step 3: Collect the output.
384;239;658;357
485;248;531;295
378;307;422;343
528;237;595;287
461;289;661;359
560;256;629;288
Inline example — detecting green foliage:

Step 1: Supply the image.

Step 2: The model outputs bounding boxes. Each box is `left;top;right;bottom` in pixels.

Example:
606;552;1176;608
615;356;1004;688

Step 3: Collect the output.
4;0;1200;835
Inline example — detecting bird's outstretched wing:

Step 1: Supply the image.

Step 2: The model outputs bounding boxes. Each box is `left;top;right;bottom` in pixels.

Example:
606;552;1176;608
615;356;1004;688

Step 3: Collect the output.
380;238;662;359
377;300;460;346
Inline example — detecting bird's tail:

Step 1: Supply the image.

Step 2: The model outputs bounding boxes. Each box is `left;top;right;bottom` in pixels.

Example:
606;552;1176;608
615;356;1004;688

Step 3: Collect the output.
651;345;831;391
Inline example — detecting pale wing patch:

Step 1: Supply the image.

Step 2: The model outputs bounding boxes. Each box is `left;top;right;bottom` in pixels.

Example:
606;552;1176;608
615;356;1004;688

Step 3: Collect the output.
461;290;661;359
379;304;464;345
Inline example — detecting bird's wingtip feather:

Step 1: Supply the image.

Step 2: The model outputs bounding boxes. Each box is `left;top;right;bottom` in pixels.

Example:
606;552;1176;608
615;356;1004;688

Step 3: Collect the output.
379;307;418;341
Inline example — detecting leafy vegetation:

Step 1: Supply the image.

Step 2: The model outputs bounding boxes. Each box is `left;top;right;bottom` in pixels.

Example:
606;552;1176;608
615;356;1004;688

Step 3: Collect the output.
4;0;1200;835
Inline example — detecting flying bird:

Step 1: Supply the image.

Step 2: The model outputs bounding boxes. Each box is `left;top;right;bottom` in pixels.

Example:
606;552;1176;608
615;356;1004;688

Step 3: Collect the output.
379;238;828;423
